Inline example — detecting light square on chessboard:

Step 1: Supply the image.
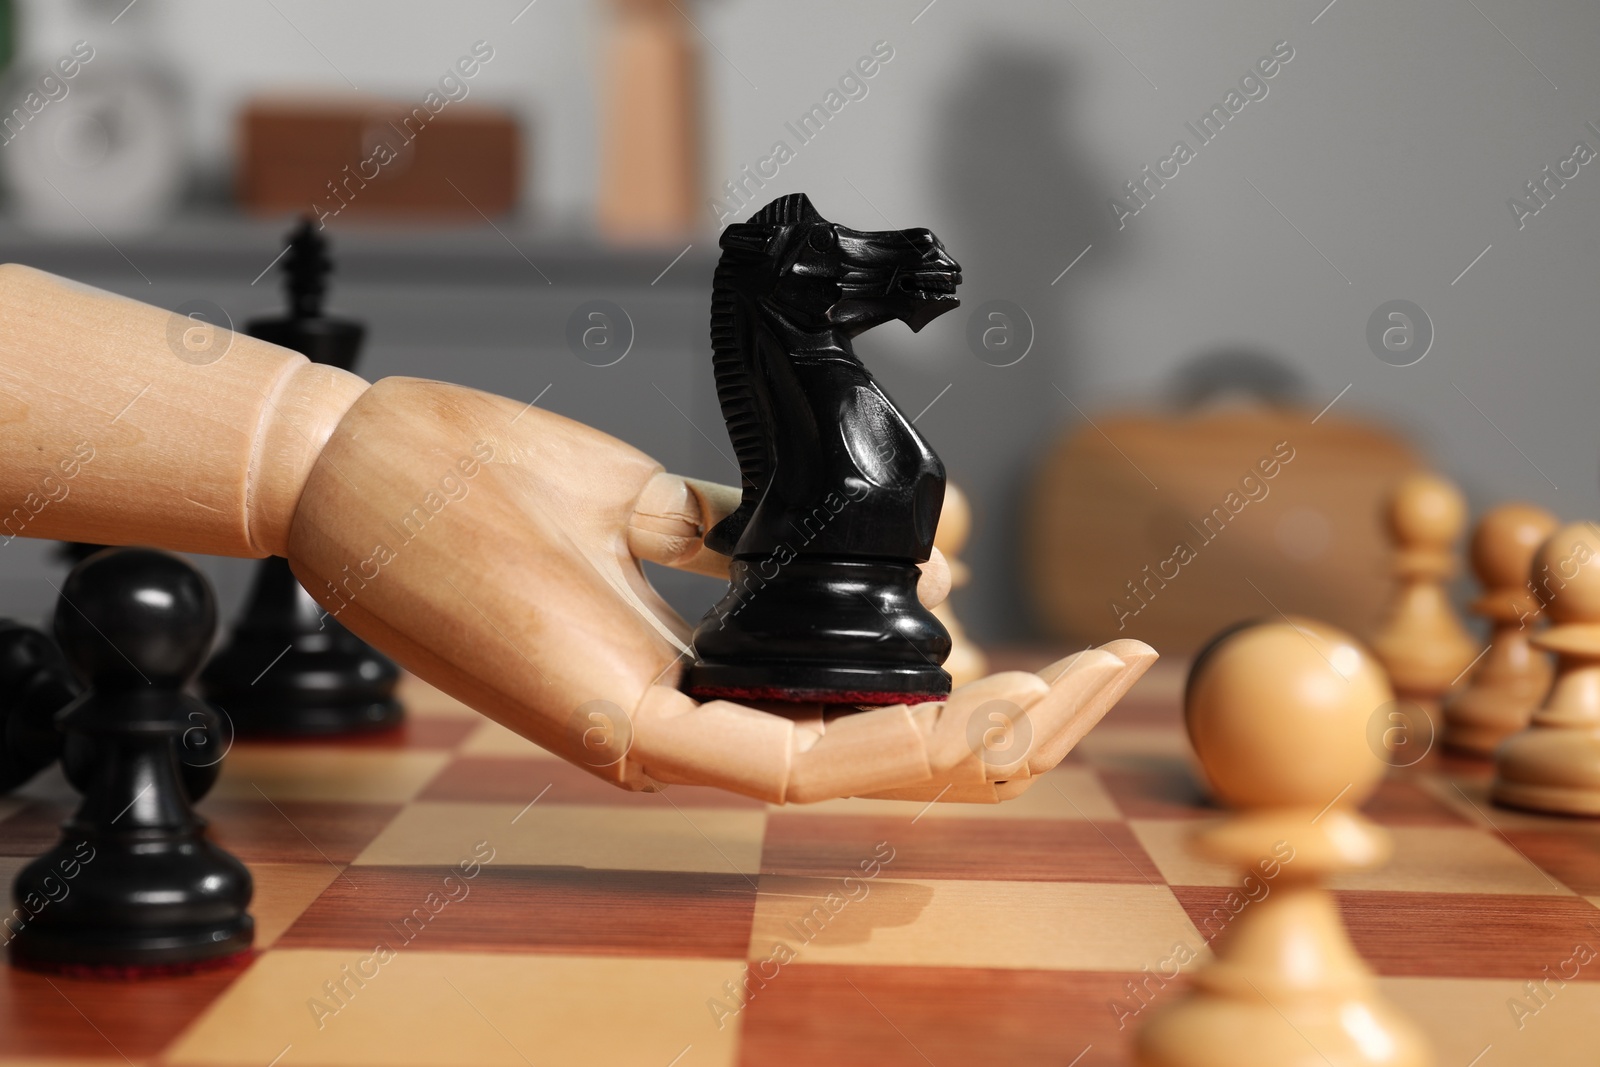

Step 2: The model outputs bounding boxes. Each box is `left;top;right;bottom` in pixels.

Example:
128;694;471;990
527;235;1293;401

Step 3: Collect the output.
1130;819;1577;895
1383;976;1600;1066
165;950;745;1067
748;876;1209;972
207;748;451;804
353;801;766;875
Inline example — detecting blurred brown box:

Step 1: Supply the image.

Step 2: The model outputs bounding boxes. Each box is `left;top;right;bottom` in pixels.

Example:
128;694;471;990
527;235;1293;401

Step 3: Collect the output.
237;96;520;220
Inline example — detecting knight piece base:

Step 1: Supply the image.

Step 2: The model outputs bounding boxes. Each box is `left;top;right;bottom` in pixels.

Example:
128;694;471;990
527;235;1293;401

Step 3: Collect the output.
683;557;952;706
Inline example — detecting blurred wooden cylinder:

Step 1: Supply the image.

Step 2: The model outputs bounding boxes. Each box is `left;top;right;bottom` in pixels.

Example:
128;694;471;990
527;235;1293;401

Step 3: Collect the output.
598;0;701;240
1026;406;1423;656
238;97;520;220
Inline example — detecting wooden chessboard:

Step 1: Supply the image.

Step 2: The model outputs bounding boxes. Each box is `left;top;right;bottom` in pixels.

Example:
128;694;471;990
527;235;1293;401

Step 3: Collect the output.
0;662;1597;1066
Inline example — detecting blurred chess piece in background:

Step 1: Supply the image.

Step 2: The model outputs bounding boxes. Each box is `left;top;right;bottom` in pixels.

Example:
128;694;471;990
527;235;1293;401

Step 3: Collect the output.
1442;503;1557;755
597;0;701;241
1494;521;1600;816
1370;472;1477;719
933;483;987;688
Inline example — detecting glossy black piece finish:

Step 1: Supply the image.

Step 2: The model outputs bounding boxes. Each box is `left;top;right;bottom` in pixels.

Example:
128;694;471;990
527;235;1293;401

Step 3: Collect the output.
0;613;222;801
55;542;105;566
200;558;400;735
9;548;252;971
684;193;960;705
201;219;402;736
0;620;79;792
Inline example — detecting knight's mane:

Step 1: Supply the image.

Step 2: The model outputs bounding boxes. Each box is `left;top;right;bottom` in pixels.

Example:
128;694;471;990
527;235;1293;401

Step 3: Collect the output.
705;193;820;553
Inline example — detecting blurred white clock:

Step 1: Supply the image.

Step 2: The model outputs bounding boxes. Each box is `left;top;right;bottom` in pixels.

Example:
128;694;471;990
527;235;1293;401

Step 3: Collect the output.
0;59;186;235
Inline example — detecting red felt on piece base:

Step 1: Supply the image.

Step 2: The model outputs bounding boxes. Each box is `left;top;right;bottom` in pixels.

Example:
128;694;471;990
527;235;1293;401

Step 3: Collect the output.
689;685;947;706
8;948;255;981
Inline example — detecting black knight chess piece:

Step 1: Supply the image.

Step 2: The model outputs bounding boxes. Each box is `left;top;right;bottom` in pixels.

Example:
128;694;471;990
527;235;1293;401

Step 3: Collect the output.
200;220;402;735
683;193;961;705
9;548;252;974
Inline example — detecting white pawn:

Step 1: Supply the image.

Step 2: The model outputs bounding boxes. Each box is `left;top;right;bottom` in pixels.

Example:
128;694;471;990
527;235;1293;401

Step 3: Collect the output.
1442;503;1558;755
1370;473;1477;717
1494;521;1600;815
933;482;988;688
1136;619;1432;1067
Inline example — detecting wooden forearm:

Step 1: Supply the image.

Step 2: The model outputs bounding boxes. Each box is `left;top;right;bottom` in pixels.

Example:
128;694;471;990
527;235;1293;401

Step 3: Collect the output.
0;265;368;556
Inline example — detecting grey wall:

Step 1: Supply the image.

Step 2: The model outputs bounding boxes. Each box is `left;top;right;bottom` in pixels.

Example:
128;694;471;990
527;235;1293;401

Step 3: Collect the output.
1;0;1596;644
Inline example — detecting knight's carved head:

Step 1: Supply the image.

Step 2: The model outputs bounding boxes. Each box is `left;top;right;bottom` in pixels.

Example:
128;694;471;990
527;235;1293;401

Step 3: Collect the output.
717;193;962;337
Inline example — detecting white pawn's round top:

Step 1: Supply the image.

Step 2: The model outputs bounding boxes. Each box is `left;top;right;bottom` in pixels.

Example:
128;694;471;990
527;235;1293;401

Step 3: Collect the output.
1386;472;1466;554
1532;521;1600;629
1472;503;1558;591
1186;618;1393;812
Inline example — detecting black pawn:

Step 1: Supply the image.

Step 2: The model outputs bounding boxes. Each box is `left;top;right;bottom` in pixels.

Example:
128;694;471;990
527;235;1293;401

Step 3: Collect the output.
0;613;224;800
200;220;401;736
9;548;252;974
0;620;80;793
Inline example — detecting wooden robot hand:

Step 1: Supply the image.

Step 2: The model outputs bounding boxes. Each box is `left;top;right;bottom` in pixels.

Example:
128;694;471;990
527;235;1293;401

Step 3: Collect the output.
0;265;1155;803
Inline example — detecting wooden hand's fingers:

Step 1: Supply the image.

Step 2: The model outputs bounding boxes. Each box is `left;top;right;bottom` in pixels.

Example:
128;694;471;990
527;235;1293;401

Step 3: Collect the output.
626;472;741;578
784;705;931;803
618;640;1156;805
1025;639;1158;775
860;641;1158;802
914;671;1052;785
628;686;935;804
857;781;1009;803
627;685;795;801
917;547;951;609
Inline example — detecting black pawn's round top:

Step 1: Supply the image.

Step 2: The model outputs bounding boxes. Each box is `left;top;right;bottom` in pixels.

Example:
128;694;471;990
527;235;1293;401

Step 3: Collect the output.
9;548;252;975
55;547;216;688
